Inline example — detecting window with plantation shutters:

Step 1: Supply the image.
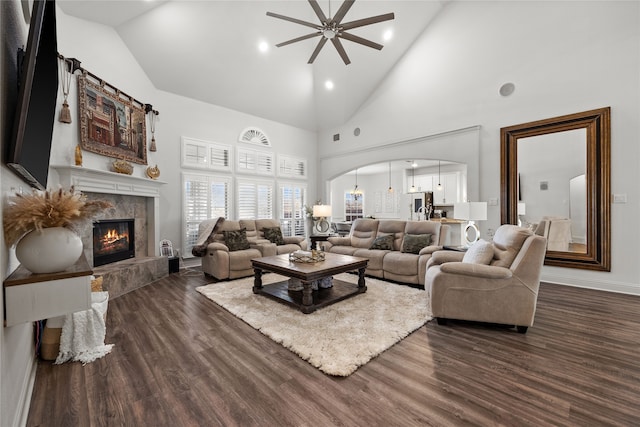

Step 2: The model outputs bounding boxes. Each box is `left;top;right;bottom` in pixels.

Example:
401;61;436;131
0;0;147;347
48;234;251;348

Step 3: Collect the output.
279;182;306;237
236;179;274;219
237;147;274;176
277;155;307;179
182;173;231;257
181;137;232;172
345;192;364;222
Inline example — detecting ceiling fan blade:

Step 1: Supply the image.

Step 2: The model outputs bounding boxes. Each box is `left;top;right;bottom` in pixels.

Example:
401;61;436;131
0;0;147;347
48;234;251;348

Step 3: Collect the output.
266;11;320;30
341;13;395;31
308;37;328;64
339;32;383;50
331;37;351;65
331;0;355;25
308;0;328;24
276;32;322;48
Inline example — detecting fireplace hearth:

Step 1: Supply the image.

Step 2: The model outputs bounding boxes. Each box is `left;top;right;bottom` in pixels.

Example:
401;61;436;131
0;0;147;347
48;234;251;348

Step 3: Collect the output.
93;219;135;267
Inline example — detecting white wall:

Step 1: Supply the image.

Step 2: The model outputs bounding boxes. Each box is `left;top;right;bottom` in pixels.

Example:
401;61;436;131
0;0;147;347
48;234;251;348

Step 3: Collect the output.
152;89;317;253
0;4;317;425
1;3;40;426
50;8;317;255
319;1;640;294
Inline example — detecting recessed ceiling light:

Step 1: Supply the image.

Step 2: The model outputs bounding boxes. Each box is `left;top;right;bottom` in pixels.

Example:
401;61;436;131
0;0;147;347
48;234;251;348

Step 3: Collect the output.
325;80;334;90
258;41;269;53
383;29;393;42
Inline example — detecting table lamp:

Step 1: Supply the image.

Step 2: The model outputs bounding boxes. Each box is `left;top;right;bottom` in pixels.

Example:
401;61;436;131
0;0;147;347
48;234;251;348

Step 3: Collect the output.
517;202;526;227
454;202;488;246
313;205;332;234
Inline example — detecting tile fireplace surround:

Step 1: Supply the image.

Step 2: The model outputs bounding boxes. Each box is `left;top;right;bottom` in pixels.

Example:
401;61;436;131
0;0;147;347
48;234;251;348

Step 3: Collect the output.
51;165;169;297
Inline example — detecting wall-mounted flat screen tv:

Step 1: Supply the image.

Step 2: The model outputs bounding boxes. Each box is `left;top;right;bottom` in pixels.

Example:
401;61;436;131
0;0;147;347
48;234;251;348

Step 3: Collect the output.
6;0;58;190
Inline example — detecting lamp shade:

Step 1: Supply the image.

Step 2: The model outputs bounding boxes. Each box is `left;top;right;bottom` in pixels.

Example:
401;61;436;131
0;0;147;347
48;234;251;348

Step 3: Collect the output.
313;204;332;218
454;202;487;221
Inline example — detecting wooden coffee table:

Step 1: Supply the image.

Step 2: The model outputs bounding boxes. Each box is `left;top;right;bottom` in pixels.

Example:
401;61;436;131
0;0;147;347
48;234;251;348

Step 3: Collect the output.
252;252;368;314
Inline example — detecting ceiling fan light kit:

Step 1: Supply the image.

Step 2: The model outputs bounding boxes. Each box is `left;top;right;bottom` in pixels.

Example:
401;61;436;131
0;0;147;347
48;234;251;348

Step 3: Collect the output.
267;0;395;65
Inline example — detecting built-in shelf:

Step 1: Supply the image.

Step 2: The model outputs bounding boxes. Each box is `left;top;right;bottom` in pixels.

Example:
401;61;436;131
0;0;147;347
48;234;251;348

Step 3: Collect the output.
3;254;93;327
51;164;166;197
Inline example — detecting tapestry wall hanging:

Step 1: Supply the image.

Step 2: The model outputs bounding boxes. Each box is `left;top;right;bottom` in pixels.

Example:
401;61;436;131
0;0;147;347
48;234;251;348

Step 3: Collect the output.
78;73;147;165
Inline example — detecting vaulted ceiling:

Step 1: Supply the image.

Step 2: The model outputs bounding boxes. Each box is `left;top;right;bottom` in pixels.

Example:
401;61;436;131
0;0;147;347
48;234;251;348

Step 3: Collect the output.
58;1;447;132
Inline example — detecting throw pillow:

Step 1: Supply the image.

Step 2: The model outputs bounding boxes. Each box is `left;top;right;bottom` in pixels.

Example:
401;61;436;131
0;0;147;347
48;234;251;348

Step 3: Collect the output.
223;228;251;251
401;233;432;254
263;227;285;245
369;234;394;250
462;239;494;264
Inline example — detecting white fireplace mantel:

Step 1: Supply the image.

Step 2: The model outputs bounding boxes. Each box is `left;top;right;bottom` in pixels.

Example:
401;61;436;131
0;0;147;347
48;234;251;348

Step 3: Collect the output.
51;165;167;257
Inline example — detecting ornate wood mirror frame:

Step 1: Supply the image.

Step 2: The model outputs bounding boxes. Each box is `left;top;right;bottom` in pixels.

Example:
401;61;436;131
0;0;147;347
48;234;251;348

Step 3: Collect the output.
500;107;610;271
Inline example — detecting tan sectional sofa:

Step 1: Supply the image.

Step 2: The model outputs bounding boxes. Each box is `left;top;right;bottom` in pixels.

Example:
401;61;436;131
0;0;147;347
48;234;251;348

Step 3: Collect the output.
323;218;450;285
193;218;307;280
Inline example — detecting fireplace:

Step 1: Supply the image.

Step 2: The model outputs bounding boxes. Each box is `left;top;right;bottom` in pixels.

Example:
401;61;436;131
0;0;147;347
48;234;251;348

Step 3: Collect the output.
93;219;135;267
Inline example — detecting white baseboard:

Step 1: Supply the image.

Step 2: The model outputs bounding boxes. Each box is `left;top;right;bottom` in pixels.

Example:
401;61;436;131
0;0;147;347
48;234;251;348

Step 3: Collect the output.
541;273;640;296
14;357;36;427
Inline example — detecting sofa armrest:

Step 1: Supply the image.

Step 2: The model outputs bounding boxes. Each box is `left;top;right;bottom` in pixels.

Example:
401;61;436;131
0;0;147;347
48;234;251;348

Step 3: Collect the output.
251;242;277;257
419;245;444;255
283;236;304;245
207;242;229;253
428;250;466;265
439;262;513;279
327;236;351;246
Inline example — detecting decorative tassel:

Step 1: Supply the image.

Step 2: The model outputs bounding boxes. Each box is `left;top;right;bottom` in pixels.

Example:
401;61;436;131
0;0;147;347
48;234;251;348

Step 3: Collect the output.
59;100;72;123
149;136;157;152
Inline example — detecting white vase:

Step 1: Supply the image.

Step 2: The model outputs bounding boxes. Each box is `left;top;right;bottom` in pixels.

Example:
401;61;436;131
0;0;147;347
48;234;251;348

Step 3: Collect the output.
15;227;83;274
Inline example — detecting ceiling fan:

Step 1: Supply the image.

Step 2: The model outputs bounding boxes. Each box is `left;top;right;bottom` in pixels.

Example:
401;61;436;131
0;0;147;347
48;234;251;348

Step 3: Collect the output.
266;0;395;65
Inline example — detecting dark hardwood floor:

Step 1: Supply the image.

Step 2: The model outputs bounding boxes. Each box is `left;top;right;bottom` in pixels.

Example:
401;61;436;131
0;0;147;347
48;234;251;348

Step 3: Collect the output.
27;266;640;426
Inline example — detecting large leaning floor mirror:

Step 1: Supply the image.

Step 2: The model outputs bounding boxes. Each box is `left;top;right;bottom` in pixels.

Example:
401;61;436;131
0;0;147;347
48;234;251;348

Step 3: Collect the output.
500;107;610;271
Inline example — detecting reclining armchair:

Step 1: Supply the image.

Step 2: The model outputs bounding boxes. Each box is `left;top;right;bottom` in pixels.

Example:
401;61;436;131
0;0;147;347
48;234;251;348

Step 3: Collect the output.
425;224;546;333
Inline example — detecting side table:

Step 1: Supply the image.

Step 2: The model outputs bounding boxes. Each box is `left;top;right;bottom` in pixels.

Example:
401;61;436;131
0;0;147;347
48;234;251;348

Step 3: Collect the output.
309;234;337;250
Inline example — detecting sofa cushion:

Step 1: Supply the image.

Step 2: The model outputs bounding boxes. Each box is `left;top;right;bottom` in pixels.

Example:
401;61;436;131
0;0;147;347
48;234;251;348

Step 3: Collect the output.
462;239;494;264
350;219;380;248
370;234;394;250
404;221;442;246
223;228;251;251
401;233;432;254
491;225;533;268
263;227;285;245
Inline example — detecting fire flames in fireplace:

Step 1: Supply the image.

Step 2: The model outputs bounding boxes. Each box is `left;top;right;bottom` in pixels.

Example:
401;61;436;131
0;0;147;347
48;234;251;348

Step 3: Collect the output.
95;228;130;256
93;219;135;266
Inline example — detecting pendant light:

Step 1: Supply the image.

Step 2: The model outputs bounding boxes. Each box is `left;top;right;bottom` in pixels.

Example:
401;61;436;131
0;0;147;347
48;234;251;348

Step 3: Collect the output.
436;160;443;190
351;168;363;200
409;162;416;193
387;162;393;193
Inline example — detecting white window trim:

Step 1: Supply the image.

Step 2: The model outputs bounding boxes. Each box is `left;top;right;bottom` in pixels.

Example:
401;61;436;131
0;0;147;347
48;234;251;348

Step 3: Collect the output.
182;172;233;257
236;147;275;176
236;178;275;220
278;181;307;237
181;136;233;173
277;154;307;179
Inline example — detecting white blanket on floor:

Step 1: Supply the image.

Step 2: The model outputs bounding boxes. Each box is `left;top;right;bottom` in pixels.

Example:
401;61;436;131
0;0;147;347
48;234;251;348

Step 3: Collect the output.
55;292;113;365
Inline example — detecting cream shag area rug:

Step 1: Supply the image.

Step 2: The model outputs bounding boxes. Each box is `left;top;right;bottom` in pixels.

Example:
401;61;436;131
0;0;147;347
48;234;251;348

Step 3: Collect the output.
196;273;431;376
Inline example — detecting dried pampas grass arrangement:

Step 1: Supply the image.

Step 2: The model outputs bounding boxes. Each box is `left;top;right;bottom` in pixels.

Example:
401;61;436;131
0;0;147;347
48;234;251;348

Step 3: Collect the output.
3;187;112;247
